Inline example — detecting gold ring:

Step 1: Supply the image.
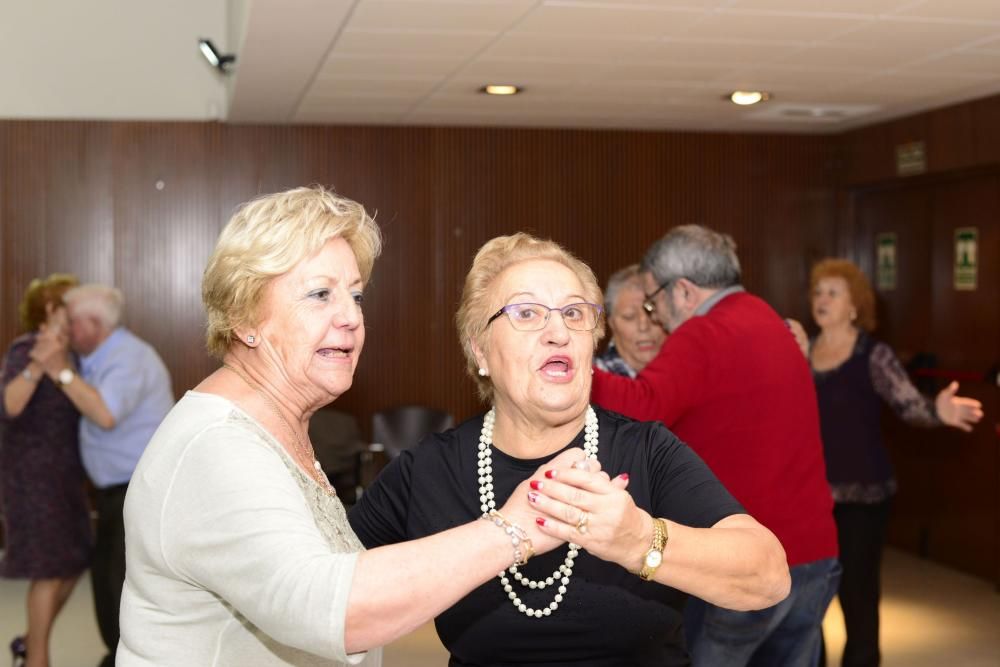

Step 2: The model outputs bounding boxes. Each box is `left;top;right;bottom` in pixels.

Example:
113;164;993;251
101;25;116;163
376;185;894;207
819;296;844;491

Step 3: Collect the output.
576;511;590;534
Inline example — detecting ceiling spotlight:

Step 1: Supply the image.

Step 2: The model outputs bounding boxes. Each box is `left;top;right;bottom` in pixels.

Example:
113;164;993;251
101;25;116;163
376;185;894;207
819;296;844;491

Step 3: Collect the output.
728;90;771;106
198;38;236;73
481;84;522;96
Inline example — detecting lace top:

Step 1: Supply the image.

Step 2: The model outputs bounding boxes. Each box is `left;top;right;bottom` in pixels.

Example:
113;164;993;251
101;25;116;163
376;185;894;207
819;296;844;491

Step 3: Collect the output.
812;331;939;504
234;410;364;553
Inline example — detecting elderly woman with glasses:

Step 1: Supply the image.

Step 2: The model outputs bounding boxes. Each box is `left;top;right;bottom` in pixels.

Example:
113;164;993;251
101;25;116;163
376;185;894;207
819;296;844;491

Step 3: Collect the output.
348;233;789;666
595;264;666;378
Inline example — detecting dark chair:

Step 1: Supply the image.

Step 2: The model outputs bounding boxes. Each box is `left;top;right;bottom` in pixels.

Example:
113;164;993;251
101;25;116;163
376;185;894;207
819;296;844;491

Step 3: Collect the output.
308;408;366;501
372;405;454;458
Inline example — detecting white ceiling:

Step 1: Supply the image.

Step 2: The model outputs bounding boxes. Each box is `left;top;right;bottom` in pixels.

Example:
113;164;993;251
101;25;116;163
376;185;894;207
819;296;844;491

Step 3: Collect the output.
3;0;1000;133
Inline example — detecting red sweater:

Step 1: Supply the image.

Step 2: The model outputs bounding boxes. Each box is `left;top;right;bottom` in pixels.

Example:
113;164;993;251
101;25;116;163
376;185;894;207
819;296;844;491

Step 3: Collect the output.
592;291;837;566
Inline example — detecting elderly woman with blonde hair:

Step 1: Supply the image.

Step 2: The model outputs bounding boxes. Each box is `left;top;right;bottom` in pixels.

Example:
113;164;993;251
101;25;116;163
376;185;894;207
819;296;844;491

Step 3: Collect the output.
349;232;790;666
118;188;583;666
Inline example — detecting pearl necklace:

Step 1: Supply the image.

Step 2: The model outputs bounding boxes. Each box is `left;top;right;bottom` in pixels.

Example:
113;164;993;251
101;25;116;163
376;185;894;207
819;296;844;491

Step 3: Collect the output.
478;405;599;618
223;363;335;495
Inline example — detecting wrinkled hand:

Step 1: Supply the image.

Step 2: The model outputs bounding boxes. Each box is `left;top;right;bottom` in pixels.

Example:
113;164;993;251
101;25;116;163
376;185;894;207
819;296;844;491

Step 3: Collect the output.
935;381;983;432
29;324;71;375
784;318;809;359
528;461;648;571
496;448;601;558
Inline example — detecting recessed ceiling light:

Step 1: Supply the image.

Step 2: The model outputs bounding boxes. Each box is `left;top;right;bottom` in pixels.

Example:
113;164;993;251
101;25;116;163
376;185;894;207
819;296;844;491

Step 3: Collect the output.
481;84;522;96
728;90;771;106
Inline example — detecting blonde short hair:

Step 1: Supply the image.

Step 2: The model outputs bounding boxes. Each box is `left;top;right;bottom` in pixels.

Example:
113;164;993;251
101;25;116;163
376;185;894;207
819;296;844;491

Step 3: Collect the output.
202;186;382;358
456;233;605;403
18;273;79;332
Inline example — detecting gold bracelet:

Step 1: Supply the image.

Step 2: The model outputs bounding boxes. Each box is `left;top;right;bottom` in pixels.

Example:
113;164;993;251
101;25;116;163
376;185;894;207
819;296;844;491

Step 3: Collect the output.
482;510;534;566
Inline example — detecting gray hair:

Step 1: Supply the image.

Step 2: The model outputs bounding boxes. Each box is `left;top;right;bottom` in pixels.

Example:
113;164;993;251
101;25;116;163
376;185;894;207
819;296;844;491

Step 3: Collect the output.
603;264;643;316
63;284;124;330
640;225;740;289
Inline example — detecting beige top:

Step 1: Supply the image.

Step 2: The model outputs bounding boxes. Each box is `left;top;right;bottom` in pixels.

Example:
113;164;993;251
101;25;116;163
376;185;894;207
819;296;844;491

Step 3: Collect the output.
118;391;381;667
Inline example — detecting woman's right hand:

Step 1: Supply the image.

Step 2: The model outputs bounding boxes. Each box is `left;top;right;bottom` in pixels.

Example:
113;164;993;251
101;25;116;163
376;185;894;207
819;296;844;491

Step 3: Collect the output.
29;323;71;374
495;448;601;558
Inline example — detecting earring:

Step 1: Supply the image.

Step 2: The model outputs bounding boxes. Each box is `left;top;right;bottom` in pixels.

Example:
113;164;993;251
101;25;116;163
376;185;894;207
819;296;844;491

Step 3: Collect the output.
478;368;489;377
247;334;255;344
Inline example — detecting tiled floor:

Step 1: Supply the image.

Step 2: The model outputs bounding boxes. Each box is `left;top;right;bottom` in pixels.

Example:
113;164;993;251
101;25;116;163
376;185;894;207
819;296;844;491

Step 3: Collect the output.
0;549;996;666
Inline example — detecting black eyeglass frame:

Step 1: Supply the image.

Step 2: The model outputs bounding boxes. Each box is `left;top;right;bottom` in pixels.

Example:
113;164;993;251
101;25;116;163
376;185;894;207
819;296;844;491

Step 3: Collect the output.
642;279;675;317
486;302;604;332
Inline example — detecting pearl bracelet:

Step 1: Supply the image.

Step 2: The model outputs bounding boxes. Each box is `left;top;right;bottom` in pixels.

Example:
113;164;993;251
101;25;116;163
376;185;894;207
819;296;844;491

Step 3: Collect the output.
482;509;534;566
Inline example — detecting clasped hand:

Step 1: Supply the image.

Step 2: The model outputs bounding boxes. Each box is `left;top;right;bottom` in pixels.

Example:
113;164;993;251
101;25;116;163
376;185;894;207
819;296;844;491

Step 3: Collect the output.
29;319;71;375
527;461;649;571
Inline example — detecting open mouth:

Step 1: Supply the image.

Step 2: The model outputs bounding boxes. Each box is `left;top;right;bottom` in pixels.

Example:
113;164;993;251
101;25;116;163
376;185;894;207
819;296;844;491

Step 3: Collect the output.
317;346;352;359
540;356;572;378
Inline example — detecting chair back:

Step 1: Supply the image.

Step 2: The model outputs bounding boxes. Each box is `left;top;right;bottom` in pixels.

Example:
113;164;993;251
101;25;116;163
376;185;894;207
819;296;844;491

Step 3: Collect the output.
372;405;454;458
308;408;365;476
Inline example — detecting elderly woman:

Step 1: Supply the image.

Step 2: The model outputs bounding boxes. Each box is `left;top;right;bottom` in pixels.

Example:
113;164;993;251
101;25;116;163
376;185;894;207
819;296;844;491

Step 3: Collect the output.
1;274;92;667
594;264;666;378
118;188;579;666
348;233;790;666
808;259;982;667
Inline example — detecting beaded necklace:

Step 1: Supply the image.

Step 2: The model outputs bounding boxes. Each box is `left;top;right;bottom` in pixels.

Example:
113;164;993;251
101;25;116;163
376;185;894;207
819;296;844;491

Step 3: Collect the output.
478;405;599;618
223;363;335;495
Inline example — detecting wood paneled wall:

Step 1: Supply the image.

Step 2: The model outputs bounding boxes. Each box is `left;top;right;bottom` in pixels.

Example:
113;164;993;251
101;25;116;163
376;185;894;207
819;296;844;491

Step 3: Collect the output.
0;122;838;430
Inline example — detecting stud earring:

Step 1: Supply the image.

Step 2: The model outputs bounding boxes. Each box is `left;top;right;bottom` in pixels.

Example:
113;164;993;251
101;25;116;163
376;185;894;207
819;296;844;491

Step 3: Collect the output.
478;368;489;377
247;335;255;344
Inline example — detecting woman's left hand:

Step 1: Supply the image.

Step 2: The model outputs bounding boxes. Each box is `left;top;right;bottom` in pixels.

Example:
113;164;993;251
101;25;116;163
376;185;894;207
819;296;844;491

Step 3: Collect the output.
527;461;649;571
935;381;984;432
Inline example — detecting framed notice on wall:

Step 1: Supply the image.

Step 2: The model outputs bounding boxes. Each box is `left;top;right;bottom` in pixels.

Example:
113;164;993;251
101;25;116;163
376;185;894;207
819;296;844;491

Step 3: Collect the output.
876;233;897;291
954;227;978;291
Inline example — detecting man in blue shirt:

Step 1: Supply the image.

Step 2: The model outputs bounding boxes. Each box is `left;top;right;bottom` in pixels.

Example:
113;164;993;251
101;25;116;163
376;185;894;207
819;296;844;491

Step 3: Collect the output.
55;284;173;667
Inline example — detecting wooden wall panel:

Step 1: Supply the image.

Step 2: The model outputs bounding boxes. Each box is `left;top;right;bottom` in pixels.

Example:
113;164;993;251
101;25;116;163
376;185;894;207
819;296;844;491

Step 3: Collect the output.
2;121;839;434
839;93;1000;186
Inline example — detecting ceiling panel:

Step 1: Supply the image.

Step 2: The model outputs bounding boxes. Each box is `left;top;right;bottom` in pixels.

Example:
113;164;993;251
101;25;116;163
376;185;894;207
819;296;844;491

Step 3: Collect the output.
6;0;1000;134
512;4;708;38
348;0;535;32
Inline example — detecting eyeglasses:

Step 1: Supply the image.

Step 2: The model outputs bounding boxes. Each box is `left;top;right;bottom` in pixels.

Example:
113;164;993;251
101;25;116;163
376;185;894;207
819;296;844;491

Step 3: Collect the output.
642;280;673;317
487;302;604;332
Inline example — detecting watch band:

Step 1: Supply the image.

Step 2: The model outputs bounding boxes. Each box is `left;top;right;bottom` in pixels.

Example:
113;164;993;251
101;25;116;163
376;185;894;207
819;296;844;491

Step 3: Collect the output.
638;517;669;581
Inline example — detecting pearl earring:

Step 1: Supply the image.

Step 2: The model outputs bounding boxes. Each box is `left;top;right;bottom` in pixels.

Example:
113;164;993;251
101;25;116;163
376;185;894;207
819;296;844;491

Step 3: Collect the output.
478;368;489;377
247;335;255;344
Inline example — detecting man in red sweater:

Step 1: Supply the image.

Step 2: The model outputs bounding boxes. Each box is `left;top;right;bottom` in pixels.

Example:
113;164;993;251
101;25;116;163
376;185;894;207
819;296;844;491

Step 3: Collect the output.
591;225;839;667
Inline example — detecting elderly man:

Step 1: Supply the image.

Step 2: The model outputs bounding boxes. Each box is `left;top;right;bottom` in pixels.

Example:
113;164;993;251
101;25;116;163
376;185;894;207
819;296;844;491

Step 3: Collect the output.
56;284;173;667
591;226;838;667
594;264;666;378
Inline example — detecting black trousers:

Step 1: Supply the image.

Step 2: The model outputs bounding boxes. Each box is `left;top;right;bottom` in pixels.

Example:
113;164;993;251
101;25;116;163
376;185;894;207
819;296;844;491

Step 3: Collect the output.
834;500;892;667
93;484;128;665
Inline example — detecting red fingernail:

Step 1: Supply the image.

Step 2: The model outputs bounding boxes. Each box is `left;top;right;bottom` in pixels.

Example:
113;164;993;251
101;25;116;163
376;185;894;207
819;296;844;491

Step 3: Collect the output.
544;470;557;479
527;491;539;503
530;480;543;490
535;517;547;526
618;473;629;481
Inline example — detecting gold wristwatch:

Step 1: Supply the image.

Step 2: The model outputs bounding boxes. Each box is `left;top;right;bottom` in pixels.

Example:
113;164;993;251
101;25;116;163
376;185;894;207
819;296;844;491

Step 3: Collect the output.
638;518;669;581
